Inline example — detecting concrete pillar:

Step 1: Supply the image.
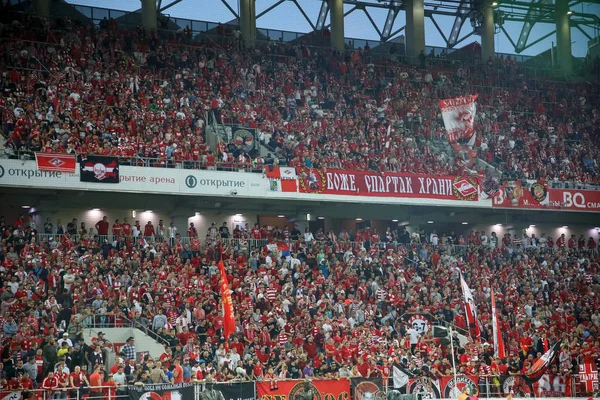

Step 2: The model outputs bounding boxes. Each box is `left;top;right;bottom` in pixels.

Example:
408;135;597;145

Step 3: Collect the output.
33;0;50;19
141;0;157;31
481;1;495;63
240;0;256;47
329;0;345;53
405;0;425;60
555;0;572;73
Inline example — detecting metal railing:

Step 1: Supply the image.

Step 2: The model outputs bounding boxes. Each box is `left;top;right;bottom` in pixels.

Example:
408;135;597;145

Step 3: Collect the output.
80;314;171;348
0;375;589;399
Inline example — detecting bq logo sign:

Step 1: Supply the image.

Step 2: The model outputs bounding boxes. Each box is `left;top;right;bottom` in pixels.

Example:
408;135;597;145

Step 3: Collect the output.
443;376;477;398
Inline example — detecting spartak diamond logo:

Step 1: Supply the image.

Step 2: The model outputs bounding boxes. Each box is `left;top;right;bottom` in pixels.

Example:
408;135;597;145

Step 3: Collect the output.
49;158;66;168
453;177;478;200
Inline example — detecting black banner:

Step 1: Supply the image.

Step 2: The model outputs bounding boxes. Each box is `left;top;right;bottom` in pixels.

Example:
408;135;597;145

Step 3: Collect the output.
231;127;256;151
80;155;119;183
208;381;254;400
351;377;385;400
128;382;194;400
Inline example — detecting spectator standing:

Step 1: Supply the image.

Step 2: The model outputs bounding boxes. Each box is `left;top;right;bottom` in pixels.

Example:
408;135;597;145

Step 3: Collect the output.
89;366;104;398
121;337;136;362
95;217;109;241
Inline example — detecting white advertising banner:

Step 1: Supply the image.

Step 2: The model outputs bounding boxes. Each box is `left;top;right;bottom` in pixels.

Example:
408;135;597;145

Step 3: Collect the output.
0;159;265;197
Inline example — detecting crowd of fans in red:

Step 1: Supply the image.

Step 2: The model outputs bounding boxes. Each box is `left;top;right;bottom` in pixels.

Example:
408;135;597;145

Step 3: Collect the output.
0;4;599;399
0;7;598;183
1;211;599;398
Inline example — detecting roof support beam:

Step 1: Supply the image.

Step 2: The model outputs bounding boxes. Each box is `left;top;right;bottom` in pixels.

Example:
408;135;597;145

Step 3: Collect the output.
159;0;182;13
257;0;284;20
292;0;316;31
362;7;383;39
315;0;329;31
448;0;468;47
381;6;400;41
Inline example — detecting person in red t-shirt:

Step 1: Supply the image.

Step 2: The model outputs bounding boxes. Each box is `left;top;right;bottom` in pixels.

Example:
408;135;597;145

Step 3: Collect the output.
121;218;132;237
144;221;155;239
112;219;122;239
95;216;109;237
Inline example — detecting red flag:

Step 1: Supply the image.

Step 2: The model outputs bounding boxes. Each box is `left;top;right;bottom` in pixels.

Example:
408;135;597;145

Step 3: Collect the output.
218;257;236;341
460;273;480;340
525;340;562;383
491;287;506;358
35;153;76;173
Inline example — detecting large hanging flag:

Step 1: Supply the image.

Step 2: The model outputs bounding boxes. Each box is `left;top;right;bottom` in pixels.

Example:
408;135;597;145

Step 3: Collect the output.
80;155;119;183
460;273;481;340
217;256;236;341
392;362;416;389
439;95;478;143
491;287;506;359
265;166;298;192
35;153;76;173
524;340;562;383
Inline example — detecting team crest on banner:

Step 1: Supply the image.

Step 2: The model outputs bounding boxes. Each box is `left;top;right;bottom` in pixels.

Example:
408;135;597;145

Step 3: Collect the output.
298;167;326;194
351;378;385;400
443;375;477;398
407;377;441;399
80;155;119;183
232;127;255;150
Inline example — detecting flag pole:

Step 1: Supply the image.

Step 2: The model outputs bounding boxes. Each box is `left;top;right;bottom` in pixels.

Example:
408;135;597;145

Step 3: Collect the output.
449;325;458;385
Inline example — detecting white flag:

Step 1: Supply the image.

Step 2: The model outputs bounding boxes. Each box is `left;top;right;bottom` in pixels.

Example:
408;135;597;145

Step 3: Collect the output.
439;95;478;143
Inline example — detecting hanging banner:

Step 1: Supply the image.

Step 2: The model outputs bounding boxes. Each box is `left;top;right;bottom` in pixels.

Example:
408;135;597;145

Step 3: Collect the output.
579;363;599;393
232;127;256;151
492;181;600;212
128;382;194;400
500;375;533;397
80;155;120;183
407;314;432;335
35;153;76;173
441;375;478;398
298;168;478;201
351;377;385;400
406;377;442;399
439;94;478;143
256;379;350;399
202;382;255;400
533;373;570;397
0;392;22;400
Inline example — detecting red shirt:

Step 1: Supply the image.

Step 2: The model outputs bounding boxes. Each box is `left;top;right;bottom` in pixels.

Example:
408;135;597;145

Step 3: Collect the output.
173;364;184;383
96;220;109;235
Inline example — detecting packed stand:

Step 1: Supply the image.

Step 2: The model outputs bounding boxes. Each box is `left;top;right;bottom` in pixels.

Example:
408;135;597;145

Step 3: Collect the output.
1;212;599;398
0;9;598;183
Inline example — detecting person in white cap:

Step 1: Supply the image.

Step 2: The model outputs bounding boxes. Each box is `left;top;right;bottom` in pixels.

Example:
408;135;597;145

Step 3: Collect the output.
57;333;73;348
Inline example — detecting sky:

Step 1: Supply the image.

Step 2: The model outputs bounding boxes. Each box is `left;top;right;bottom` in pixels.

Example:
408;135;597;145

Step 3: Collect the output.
66;0;599;58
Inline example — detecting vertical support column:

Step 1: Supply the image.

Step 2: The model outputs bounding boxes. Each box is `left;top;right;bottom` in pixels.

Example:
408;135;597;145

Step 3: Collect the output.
405;0;425;60
141;0;157;31
481;1;495;63
33;0;50;19
329;0;345;53
240;0;256;48
555;0;572;73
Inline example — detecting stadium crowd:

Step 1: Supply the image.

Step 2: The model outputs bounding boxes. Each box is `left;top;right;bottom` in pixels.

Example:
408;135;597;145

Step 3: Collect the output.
1;211;599;398
0;5;599;399
0;8;599;183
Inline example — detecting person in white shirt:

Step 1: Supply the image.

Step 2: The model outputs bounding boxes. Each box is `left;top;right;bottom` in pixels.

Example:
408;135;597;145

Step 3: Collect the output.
168;222;177;245
430;230;439;246
228;347;241;369
480;232;489;246
57;333;73;348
